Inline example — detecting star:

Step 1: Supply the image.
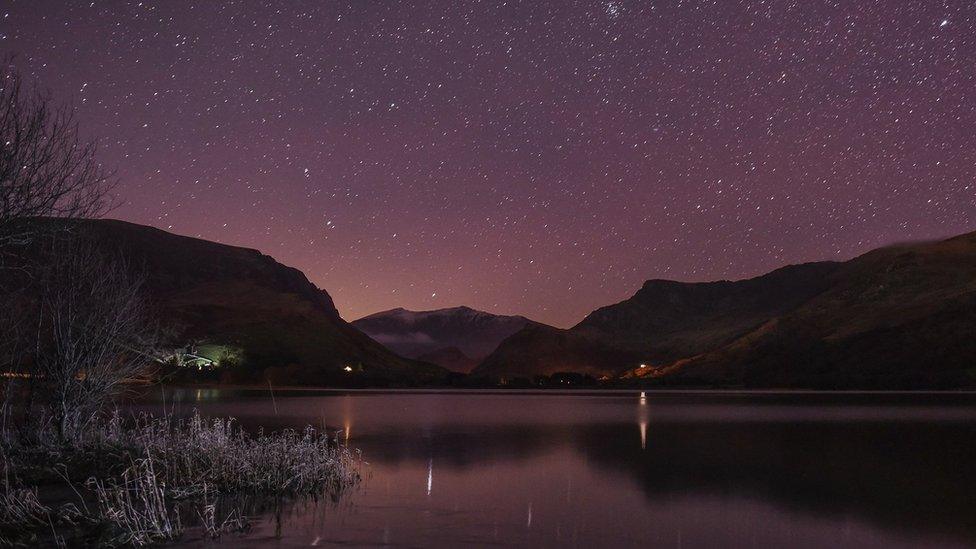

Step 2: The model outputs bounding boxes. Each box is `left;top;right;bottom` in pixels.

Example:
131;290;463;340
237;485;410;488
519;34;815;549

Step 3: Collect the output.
3;1;971;327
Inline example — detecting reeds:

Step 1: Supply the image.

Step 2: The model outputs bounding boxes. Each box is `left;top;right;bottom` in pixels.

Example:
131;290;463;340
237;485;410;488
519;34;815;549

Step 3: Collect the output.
0;486;55;528
106;411;361;497
89;457;181;546
0;410;361;546
0;485;88;547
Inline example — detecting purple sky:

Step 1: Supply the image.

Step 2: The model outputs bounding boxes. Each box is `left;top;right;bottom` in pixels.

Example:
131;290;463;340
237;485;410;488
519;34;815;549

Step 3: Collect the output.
3;1;974;327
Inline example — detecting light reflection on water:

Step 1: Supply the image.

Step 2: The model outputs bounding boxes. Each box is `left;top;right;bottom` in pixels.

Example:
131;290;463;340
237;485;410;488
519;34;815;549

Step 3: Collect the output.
131;389;976;548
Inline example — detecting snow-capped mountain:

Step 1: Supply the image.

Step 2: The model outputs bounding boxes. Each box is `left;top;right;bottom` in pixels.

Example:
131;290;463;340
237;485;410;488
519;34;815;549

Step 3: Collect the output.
352;306;544;372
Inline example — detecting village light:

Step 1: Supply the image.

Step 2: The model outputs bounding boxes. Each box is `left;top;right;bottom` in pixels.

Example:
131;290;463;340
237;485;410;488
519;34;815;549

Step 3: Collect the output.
639;363;647;369
344;365;353;372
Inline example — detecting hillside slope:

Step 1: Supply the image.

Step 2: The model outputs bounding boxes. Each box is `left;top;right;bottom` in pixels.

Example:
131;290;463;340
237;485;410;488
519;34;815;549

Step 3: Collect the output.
8;219;445;386
474;324;639;379
574;262;840;361
647;231;976;388
478;231;976;388
475;262;839;379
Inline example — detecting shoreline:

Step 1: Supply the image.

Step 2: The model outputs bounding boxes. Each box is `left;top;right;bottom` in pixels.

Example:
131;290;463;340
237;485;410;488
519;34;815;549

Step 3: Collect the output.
155;384;976;396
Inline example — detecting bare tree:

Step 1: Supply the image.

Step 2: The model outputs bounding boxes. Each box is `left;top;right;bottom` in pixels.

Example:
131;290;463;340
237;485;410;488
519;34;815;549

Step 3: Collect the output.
0;272;32;442
0;59;146;444
30;238;158;441
0;57;115;262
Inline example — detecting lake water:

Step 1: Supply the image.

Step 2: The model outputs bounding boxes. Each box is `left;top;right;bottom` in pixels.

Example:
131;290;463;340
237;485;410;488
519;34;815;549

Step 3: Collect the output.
135;389;976;548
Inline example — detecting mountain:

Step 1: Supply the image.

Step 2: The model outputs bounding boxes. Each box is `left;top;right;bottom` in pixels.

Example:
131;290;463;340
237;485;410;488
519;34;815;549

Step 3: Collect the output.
352;306;540;372
476;230;976;388
474;261;839;380
6;219;445;386
642;231;976;388
573;262;841;362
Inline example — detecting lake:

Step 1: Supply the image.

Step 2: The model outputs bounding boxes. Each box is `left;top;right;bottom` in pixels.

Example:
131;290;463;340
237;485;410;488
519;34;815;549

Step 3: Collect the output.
134;389;976;548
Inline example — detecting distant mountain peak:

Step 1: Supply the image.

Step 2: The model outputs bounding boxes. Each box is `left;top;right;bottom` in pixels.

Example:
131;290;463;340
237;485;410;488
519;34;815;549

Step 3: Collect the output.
352;305;546;371
362;304;513;318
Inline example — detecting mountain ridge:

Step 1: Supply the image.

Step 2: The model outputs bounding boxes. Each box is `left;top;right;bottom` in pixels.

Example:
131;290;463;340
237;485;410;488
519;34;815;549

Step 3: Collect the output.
353;305;545;372
6;218;446;386
476;229;976;388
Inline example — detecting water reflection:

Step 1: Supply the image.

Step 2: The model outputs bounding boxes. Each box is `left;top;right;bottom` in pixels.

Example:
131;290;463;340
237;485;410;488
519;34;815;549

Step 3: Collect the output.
135;389;976;548
639;391;648;450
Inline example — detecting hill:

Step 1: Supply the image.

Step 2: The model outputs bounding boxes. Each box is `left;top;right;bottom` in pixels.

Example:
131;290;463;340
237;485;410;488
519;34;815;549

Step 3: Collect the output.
474;324;638;379
3;219;446;386
644;231;976;388
416;346;479;373
476;231;976;388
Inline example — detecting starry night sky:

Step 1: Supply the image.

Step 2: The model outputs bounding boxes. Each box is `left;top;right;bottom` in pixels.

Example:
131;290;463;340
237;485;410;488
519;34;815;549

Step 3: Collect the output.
3;1;974;327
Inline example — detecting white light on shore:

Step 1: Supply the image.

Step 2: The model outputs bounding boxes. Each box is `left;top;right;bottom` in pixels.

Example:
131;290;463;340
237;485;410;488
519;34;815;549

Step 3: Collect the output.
343;365;353;372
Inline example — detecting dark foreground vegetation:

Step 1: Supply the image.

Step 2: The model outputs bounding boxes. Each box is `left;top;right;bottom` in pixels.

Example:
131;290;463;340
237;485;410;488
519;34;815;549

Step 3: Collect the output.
0;409;361;546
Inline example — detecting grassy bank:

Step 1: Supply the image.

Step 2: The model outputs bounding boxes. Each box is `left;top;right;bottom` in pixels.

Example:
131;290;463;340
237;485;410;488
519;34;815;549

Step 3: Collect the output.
0;411;362;547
